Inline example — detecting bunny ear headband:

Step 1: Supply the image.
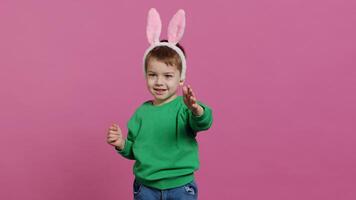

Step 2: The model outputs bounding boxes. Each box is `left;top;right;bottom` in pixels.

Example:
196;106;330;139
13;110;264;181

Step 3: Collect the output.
143;8;187;81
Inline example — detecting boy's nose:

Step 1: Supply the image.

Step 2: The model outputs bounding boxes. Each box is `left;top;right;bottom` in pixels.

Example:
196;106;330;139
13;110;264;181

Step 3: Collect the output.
155;77;164;85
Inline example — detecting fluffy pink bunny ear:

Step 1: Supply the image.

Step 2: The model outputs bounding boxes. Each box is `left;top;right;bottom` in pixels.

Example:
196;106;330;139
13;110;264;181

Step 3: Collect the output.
146;8;162;45
167;9;186;44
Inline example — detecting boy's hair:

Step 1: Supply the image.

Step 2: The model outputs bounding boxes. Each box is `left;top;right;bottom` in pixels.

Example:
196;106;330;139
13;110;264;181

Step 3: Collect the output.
144;40;186;75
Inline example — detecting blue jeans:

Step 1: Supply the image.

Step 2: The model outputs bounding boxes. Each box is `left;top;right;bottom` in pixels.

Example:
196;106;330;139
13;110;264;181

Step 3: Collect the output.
133;179;198;200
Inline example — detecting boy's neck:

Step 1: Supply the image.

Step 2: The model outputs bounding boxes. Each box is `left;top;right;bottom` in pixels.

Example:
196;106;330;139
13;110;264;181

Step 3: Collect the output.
152;94;178;106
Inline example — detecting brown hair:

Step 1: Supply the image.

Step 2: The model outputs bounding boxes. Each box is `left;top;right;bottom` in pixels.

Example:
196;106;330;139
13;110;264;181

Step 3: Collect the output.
144;40;186;74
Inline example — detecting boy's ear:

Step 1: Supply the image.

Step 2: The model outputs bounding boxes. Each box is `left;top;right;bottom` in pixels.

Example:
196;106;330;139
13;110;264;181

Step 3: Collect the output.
179;79;185;86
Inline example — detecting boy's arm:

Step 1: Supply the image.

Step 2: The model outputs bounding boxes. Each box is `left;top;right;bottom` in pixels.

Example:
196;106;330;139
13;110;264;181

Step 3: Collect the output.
116;137;134;160
188;102;213;132
116;112;140;160
183;85;213;132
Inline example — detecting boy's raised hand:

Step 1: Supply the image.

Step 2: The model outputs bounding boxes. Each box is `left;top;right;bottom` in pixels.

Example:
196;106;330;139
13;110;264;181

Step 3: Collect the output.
107;123;125;150
183;85;204;116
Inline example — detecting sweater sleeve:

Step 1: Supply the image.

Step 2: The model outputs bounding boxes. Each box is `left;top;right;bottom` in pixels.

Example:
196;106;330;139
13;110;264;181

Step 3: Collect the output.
188;101;213;132
116;109;141;160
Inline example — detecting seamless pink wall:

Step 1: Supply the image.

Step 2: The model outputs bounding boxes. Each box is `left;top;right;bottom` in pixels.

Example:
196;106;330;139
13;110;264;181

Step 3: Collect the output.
1;0;356;199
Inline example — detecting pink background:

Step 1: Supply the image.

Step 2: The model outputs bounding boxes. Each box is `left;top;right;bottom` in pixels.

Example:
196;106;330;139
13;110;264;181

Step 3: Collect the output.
1;0;356;199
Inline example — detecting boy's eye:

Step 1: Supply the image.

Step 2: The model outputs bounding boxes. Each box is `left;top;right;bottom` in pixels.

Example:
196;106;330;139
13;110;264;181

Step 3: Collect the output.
148;74;156;77
165;75;173;78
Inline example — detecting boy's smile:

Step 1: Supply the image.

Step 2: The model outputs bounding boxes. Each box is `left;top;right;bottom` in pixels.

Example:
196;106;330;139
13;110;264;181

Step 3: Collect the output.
146;58;184;106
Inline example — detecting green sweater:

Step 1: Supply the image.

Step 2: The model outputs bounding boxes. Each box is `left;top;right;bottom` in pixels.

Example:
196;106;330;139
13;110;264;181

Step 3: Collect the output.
116;96;213;190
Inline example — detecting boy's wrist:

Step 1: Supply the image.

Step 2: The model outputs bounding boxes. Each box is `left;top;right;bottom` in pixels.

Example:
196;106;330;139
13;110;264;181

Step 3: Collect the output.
192;105;204;117
115;140;126;151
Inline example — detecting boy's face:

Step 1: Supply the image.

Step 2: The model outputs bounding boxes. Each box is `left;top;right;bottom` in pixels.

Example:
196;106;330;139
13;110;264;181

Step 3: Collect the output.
146;58;184;105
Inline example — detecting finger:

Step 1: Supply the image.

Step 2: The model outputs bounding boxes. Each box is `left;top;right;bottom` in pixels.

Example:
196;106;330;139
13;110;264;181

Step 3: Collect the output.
107;136;119;143
186;86;193;98
183;85;188;97
109;127;117;131
188;87;195;98
110;124;118;130
189;87;196;98
183;86;189;101
190;95;197;103
107;138;117;143
188;85;193;96
111;124;121;131
190;89;197;102
183;85;187;93
109;133;119;138
109;130;119;135
108;134;118;139
188;95;196;105
107;133;116;139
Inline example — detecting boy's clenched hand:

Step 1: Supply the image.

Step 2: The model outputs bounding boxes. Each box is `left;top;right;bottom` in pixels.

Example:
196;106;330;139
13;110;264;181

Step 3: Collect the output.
107;123;125;150
183;85;204;117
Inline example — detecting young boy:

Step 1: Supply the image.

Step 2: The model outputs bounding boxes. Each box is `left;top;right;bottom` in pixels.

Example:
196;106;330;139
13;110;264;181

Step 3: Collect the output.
106;8;213;200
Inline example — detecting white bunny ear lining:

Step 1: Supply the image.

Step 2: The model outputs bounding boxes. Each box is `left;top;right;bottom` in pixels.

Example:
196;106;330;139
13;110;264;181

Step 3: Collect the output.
143;8;187;81
146;8;162;45
167;9;185;45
